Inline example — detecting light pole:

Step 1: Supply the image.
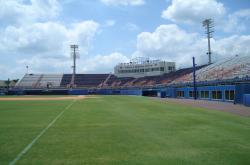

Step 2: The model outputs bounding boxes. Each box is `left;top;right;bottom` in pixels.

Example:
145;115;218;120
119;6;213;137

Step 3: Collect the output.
202;19;214;64
26;65;29;74
70;45;80;88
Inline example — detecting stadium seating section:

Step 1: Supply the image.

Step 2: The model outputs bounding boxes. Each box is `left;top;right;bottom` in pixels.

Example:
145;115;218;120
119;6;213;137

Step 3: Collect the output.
171;55;250;84
60;74;109;87
15;55;250;89
17;74;63;88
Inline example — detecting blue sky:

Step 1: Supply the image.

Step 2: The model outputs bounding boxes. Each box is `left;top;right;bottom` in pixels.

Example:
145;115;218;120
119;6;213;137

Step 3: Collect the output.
0;0;250;79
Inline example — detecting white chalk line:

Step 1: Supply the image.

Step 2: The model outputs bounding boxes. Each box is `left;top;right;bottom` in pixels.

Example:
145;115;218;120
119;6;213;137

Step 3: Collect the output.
9;99;77;165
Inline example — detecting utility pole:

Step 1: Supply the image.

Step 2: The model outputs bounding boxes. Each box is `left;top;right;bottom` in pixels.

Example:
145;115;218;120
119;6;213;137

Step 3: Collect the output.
202;19;214;64
70;45;79;88
193;57;197;100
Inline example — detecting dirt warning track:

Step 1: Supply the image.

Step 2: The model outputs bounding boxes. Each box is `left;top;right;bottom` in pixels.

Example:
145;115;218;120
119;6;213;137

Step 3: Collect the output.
156;98;250;117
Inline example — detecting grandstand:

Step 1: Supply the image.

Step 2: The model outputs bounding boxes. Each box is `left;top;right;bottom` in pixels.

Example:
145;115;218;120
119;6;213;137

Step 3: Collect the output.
0;80;17;88
61;74;109;88
17;74;63;88
16;74;110;88
15;55;250;89
172;55;250;84
11;55;250;106
15;67;200;89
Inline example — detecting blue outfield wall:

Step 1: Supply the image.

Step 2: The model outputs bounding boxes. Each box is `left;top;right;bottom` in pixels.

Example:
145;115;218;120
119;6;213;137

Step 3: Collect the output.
7;89;24;95
243;94;250;107
166;87;176;98
68;89;142;96
7;88;142;96
235;84;250;104
68;89;88;95
98;89;142;95
174;85;236;102
120;89;142;95
96;89;113;95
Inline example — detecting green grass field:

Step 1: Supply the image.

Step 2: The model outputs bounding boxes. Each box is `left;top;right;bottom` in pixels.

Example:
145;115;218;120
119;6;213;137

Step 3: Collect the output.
0;96;250;165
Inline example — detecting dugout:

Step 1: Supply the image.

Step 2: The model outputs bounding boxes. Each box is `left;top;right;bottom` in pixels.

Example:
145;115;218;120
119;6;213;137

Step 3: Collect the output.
142;90;158;97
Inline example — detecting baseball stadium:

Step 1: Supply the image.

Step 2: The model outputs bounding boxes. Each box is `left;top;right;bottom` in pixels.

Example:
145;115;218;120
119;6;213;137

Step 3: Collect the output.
1;1;250;165
1;51;250;165
3;54;250;105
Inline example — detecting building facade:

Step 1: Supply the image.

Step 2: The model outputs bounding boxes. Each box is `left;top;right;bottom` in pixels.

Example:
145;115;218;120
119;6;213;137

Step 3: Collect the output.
114;57;175;78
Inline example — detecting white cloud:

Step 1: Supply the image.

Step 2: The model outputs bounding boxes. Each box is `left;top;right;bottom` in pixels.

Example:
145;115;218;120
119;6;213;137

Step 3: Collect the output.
214;35;250;57
0;65;8;76
100;0;145;6
17;55;70;74
161;0;250;34
0;22;66;55
0;20;99;79
5;22;249;79
68;21;100;54
224;9;250;33
0;0;60;27
0;21;99;57
133;24;250;68
17;52;129;75
80;52;129;73
0;62;38;80
162;0;225;24
134;24;202;66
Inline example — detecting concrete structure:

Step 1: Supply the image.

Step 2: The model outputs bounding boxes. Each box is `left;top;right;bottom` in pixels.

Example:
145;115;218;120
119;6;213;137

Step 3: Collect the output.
114;57;175;78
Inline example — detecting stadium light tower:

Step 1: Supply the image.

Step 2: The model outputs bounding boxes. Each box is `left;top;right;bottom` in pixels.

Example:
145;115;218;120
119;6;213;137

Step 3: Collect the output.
26;65;29;74
70;44;80;88
202;18;214;64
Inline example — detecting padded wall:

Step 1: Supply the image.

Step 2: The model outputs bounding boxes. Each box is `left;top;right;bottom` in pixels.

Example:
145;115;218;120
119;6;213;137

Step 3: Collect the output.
235;84;250;104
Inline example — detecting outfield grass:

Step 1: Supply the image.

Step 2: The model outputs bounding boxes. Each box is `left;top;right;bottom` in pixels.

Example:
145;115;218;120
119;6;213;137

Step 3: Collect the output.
0;96;250;165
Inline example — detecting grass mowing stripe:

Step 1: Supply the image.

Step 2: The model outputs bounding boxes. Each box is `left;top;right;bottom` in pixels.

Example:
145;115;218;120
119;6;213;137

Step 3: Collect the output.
8;99;77;165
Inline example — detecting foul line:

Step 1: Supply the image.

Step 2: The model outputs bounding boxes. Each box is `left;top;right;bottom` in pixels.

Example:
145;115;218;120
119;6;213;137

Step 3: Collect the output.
9;99;77;165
